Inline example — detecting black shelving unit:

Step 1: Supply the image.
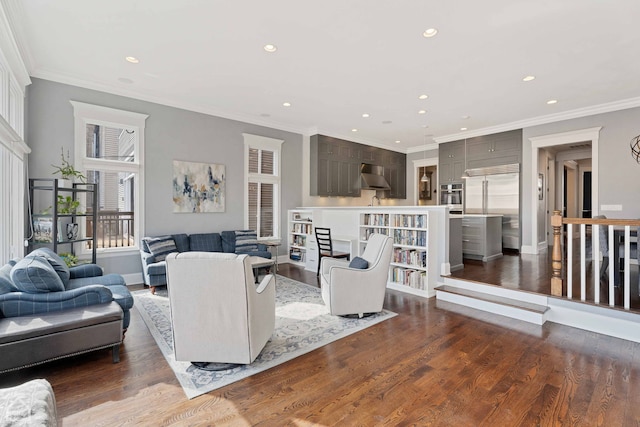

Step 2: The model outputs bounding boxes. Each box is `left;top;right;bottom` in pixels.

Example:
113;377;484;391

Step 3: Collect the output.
29;178;98;263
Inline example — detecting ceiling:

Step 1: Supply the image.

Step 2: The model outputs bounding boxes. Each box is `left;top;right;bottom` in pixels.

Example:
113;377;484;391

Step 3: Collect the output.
5;0;640;152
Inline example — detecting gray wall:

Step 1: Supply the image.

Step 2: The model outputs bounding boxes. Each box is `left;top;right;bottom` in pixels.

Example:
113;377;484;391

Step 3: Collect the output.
521;106;640;249
26;78;303;277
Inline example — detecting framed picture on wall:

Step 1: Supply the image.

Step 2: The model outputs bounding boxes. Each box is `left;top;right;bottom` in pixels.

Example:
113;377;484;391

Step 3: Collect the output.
538;173;544;200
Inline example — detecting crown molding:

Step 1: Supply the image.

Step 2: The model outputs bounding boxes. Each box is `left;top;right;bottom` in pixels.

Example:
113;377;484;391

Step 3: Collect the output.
434;96;640;144
31;69;312;136
306;128;407;153
0;0;31;88
406;143;439;154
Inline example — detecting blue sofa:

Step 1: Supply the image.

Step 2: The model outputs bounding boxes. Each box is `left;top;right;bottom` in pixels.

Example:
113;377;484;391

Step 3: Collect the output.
140;230;272;294
0;248;133;372
0;247;133;329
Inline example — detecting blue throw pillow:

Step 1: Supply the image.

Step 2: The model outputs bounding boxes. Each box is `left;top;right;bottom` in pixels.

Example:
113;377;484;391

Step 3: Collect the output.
146;236;177;262
235;230;258;253
30;247;71;285
348;256;369;269
11;255;65;293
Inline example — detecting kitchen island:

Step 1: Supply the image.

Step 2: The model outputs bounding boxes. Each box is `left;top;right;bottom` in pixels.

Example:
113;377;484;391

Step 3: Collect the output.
461;214;503;261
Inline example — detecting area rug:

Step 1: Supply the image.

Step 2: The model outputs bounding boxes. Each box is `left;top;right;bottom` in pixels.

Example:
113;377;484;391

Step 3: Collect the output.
132;275;397;399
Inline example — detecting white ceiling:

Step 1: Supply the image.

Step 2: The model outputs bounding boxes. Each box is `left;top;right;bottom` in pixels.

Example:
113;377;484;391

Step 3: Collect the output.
5;0;640;152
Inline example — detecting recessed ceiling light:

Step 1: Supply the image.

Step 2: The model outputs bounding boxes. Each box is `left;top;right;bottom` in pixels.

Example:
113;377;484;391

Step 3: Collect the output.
460;127;468;131
547;99;558;105
461;115;470;119
351;128;358;132
118;77;134;84
362;113;370;118
264;44;277;53
395;140;401;144
418;110;427;115
125;56;139;64
423;28;438;38
418;94;428;100
282;102;291;107
382;120;392;124
523;75;536;82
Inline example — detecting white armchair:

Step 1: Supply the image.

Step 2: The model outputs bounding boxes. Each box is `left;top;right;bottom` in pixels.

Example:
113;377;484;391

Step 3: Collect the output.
320;233;393;317
165;252;275;365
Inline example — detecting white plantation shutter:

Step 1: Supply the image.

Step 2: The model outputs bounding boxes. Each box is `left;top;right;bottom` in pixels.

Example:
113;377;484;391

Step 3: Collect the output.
243;134;282;240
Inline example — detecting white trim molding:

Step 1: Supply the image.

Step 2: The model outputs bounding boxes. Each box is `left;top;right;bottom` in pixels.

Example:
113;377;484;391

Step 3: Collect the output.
526;127;601;255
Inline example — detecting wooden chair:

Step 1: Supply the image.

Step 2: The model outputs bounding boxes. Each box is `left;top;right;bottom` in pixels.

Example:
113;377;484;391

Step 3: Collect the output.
315;227;350;276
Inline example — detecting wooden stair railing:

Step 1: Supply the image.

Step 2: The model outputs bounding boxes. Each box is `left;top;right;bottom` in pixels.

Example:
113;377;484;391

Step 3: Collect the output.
551;211;640;309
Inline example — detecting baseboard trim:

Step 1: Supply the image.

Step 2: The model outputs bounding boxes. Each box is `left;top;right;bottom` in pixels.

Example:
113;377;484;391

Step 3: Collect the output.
121;273;143;286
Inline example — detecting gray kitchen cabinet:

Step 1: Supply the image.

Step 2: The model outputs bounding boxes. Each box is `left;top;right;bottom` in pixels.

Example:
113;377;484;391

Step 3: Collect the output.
439;140;466;183
311;134;405;198
465;129;522;170
311;135;361;197
461;215;502;262
338;161;362;196
377;152;406;199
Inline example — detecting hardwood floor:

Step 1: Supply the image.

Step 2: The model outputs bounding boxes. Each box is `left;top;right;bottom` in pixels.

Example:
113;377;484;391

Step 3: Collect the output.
451;247;640;311
2;263;640;425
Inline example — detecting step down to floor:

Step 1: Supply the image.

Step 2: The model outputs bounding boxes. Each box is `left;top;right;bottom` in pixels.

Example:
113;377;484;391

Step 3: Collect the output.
435;284;549;325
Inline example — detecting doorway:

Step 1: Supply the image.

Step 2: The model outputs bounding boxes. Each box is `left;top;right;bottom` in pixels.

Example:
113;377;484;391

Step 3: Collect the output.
413;157;438;205
528;127;600;254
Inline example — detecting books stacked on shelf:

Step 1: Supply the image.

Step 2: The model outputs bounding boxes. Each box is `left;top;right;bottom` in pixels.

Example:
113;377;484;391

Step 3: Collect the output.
394;214;427;228
291;235;306;246
391;268;425;289
292;223;313;234
393;229;427;247
363;213;389;226
289;249;305;262
362;227;390;241
393;248;427;267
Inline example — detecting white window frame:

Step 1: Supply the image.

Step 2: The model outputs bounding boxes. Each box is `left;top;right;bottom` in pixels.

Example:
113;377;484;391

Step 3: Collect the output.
71;101;148;257
243;133;283;240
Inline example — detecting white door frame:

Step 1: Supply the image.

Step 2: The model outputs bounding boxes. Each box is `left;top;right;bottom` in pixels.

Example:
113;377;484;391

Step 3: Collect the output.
527;127;601;254
413;157;438;205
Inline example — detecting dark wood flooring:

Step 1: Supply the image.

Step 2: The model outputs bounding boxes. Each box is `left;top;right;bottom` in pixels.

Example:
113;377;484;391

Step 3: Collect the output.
2;263;640;425
451;248;640;312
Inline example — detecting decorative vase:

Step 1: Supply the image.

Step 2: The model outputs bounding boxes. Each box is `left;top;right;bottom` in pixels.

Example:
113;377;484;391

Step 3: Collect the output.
57;178;72;188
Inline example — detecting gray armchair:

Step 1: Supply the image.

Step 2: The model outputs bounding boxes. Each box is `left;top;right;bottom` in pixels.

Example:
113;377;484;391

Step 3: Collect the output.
165;252;275;365
320;233;393;317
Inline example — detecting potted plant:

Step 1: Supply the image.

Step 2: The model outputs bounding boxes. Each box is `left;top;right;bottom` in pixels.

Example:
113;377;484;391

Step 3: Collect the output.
57;195;81;214
59;252;79;268
51;148;86;186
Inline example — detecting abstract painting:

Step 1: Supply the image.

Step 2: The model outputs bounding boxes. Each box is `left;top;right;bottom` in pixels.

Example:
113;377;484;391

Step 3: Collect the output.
173;160;225;213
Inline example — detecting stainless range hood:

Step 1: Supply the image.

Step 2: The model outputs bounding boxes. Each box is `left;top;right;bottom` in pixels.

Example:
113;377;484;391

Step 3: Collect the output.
361;163;391;190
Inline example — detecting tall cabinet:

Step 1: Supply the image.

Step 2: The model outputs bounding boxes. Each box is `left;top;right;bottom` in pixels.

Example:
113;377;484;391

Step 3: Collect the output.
29;178;98;263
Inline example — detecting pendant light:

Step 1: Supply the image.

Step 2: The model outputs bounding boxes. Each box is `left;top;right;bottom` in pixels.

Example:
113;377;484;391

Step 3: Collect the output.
420;128;429;182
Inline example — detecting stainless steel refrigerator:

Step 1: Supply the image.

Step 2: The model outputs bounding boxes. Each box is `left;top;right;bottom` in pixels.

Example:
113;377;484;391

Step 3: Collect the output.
464;164;520;251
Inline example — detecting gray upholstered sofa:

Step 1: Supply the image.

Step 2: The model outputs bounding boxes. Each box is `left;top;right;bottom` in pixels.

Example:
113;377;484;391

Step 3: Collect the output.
0;248;133;373
140;230;272;294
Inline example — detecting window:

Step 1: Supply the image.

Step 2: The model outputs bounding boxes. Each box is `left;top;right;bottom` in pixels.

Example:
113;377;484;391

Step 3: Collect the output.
71;101;148;255
243;133;283;240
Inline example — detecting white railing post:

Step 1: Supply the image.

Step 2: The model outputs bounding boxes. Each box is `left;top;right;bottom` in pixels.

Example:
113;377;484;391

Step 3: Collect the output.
624;225;631;309
608;224;615;305
567;223;573;299
580;224;586;301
